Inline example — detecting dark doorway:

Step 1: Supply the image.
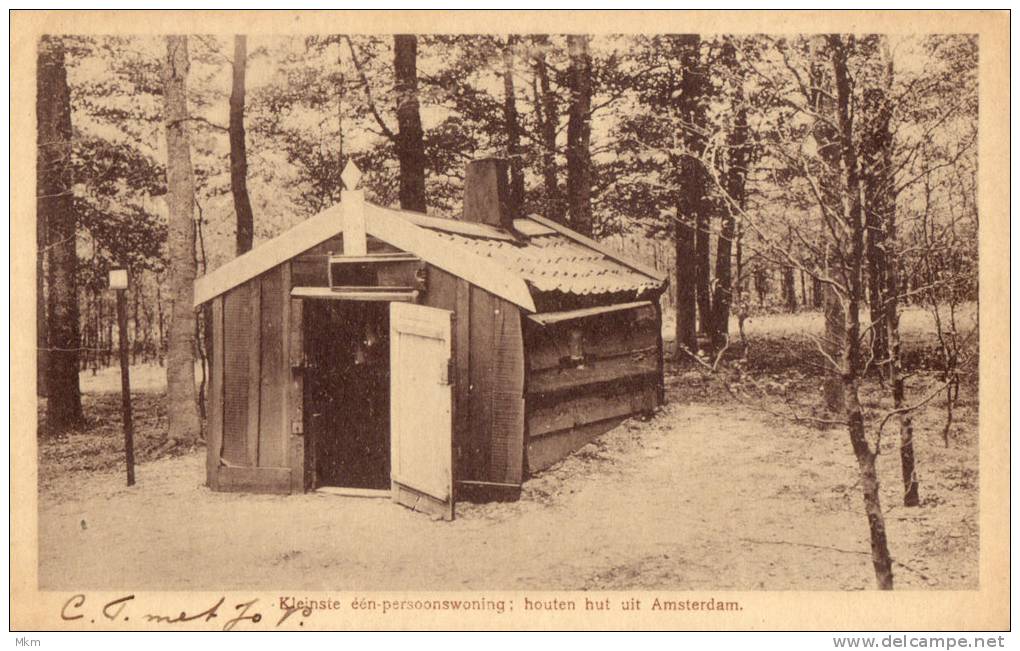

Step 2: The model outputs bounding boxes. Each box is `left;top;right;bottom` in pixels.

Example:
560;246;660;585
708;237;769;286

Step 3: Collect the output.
303;300;391;490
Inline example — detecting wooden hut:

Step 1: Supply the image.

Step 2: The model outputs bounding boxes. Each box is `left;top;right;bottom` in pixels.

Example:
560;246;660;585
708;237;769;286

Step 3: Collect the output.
193;159;668;519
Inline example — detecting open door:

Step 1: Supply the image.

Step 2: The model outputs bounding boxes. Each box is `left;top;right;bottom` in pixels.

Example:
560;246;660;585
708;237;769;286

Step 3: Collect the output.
389;302;454;520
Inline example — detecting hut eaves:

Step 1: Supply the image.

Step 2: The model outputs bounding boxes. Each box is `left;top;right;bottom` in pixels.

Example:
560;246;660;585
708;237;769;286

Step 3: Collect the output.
193;199;666;312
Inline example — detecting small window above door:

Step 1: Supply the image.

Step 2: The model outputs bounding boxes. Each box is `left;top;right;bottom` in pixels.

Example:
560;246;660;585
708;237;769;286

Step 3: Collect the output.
327;252;423;294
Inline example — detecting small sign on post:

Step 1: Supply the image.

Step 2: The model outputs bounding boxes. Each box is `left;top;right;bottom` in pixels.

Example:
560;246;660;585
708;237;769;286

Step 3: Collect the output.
110;268;135;486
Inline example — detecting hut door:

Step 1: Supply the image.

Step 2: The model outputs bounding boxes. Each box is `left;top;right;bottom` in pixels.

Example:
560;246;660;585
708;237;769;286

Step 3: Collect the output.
389;302;454;520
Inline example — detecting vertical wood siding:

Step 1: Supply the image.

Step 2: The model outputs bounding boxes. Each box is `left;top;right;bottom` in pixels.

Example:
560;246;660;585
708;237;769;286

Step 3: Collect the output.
244;279;262;466
206;296;225;488
489;299;525;483
214;266;294;493
426;268;526;487
288;283;305;492
467;287;525;485
221;284;251;466
258;266;287;468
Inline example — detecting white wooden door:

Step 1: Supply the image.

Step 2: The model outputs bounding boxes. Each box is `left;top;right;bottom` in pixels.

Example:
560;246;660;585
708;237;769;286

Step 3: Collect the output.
389;302;454;520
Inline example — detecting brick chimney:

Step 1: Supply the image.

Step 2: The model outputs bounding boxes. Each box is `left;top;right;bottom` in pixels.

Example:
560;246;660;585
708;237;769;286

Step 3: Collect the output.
462;158;518;233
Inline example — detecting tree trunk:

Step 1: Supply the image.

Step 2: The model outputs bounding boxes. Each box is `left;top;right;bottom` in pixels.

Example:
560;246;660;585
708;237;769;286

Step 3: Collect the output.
230;35;255;256
195;316;207;422
335;37;345;194
36;150;48;397
131;280;140;364
754;268;768;307
845;386;895;589
695;209;711;336
811;55;846;413
677;35;709;351
783;226;798;313
565;34;593;236
534;38;563;223
832;34;895;588
163;35;201;445
882;135;919;508
822;276;845;413
862;83;891;372
712;209;735;350
712;103;750;350
142;296;153;362
674;208;698;357
734;213;748;357
37;35;83;430
502;35;525;217
393;35;427;212
91;292;101;374
105;315;113;367
156;281;165;366
196;197;212;426
889;322;920;506
783;266;798;312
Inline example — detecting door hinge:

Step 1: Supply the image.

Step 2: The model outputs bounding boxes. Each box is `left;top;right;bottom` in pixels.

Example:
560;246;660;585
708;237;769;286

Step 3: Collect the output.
440;358;454;385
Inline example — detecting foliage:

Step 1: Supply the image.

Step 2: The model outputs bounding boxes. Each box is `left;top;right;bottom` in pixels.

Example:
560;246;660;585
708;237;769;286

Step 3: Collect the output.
57;31;978;359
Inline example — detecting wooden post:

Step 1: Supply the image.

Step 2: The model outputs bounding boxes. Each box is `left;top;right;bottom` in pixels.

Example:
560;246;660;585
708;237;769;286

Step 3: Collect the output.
111;269;135;486
341;160;366;256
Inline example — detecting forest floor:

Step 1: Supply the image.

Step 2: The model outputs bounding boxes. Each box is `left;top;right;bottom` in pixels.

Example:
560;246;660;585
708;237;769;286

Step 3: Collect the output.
37;306;979;591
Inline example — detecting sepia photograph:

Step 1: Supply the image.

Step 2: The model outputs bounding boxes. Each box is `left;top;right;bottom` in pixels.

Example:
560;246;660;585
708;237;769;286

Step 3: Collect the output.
10;8;1010;632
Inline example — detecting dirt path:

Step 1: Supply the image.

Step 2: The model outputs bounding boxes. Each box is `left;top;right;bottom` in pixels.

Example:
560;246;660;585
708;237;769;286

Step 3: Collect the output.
38;399;977;591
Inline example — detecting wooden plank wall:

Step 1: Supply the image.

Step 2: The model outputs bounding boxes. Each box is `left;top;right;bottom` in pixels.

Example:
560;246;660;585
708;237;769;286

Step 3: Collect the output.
212;264;294;493
526;303;659;391
291;235;342;286
467;287;526;486
259;265;288;468
454;280;471;479
424;269;526;489
244;280;261;466
527;418;632;473
524;303;662;474
467;288;496;481
288;295;305;493
489;294;525;483
205;297;225;489
221;284;252;466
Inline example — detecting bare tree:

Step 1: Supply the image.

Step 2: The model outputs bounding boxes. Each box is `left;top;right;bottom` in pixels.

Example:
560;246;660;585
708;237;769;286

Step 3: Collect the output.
502;35;525;216
830;34;894;588
345;35;427;211
393;34;427;212
37;35;84;431
630;33;931;589
809;52;847;413
532;35;563;223
712;99;751;350
919;162;975;448
565;34;593;236
163;35;201;446
230;34;255;255
862;40;920;506
675;34;707;356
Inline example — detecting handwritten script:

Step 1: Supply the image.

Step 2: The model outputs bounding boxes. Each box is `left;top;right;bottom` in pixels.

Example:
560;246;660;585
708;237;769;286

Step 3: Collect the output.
61;594;316;630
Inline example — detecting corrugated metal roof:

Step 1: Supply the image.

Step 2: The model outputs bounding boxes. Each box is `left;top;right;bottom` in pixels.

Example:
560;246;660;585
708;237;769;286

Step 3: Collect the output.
425;220;666;298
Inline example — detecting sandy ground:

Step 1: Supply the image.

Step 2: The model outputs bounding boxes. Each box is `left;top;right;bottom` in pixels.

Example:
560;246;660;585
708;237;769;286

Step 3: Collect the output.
38;387;978;591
